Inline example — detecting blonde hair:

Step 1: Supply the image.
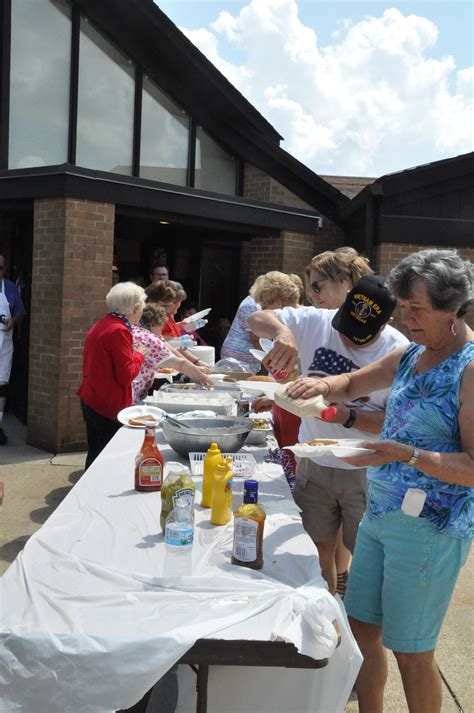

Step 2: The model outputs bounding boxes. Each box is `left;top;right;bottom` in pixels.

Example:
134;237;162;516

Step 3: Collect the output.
250;271;301;309
304;248;373;303
106;282;146;315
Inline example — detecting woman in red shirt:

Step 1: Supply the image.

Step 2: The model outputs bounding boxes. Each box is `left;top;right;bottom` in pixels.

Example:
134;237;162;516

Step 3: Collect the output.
78;282;148;469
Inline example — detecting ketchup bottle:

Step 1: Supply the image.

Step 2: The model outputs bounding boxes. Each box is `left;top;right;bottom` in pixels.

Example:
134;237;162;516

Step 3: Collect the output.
134;423;163;492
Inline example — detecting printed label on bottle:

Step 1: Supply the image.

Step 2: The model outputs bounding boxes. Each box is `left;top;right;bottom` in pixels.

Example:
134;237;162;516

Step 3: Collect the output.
172;488;194;509
233;517;258;562
138;458;162;487
165;527;194;547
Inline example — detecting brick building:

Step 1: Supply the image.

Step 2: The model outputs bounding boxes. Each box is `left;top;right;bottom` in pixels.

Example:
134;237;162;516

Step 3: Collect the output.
0;0;473;452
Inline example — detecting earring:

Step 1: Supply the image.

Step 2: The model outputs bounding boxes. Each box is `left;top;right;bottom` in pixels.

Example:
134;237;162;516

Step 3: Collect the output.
449;319;457;336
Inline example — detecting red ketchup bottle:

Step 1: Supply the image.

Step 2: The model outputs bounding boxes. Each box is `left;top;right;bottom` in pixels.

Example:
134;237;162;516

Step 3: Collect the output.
134;423;163;492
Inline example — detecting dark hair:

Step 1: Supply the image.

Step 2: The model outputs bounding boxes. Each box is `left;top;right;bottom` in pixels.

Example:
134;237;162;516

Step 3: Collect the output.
388;249;473;317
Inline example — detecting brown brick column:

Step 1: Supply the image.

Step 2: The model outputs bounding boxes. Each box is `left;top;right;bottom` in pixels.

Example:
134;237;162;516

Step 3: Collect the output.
375;242;474;334
28;198;115;452
244;164;346;288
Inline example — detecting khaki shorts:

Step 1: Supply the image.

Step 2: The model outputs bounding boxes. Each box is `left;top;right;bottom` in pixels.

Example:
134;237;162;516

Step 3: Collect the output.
293;458;366;552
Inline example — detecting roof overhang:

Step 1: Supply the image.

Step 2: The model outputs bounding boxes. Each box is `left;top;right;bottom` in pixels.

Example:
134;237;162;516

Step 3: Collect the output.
0;165;322;235
341;151;474;221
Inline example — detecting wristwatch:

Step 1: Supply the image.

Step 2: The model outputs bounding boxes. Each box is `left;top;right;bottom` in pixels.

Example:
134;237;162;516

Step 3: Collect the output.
343;407;357;429
406;447;420;467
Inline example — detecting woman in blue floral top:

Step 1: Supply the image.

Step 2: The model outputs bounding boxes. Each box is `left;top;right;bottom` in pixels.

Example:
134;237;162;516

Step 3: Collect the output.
286;249;473;713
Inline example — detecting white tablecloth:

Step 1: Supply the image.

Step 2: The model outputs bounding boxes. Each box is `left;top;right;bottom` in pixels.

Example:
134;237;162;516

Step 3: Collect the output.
0;428;361;713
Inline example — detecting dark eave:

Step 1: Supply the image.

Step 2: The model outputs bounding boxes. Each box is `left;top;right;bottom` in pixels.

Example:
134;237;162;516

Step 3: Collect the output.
73;1;347;222
76;0;282;145
0;164;323;235
341;151;474;221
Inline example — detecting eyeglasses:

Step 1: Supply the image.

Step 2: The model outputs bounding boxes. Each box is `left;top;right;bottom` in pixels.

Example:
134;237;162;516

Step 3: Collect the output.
311;280;323;294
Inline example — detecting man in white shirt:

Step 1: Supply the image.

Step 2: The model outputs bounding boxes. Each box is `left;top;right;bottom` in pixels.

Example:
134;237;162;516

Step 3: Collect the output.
248;275;409;593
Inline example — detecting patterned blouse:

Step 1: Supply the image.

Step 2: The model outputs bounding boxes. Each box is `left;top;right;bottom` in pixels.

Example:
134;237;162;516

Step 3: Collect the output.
220;296;261;373
131;325;173;404
367;341;474;538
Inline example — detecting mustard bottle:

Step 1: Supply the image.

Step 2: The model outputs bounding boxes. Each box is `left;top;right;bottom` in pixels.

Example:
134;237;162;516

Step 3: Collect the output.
201;442;222;508
210;458;233;526
225;455;234;516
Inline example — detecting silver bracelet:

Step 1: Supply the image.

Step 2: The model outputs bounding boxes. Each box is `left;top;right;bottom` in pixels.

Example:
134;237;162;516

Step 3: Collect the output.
406;447;420;467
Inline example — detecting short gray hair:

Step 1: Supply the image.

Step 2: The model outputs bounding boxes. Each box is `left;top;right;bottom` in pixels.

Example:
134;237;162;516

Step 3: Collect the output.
388;249;473;317
106;282;146;315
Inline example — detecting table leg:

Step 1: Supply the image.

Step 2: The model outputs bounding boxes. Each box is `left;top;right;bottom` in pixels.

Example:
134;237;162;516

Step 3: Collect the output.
195;664;209;713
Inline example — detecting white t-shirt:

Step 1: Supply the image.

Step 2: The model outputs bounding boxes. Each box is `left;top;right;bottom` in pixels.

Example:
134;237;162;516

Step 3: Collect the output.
277;306;409;468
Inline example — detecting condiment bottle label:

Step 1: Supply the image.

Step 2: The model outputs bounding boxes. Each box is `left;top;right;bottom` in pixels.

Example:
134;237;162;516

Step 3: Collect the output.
233;517;258;562
172;488;194;508
138;458;162;487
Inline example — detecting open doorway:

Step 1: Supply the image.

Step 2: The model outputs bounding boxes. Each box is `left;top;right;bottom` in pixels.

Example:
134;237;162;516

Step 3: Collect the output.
113;212;253;358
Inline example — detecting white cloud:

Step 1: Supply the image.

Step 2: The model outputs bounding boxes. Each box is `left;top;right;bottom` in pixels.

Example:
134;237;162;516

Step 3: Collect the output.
178;1;474;176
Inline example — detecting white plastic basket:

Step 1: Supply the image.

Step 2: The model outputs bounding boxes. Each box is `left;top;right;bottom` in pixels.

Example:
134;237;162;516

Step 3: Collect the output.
189;452;257;478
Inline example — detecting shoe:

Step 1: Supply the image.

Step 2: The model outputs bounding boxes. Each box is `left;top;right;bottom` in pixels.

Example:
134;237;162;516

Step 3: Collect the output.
0;427;8;445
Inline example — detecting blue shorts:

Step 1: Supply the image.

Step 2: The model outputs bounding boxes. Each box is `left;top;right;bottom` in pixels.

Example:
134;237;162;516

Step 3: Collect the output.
344;510;471;653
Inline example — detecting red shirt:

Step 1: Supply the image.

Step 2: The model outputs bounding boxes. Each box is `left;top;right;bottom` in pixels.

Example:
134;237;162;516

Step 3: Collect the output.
77;314;144;420
272;404;301;449
162;316;182;338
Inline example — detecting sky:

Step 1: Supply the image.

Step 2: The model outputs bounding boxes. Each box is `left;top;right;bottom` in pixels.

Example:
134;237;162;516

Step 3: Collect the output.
155;0;474;177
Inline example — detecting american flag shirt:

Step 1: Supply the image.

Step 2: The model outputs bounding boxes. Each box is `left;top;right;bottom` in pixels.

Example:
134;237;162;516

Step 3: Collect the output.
276;306;409;469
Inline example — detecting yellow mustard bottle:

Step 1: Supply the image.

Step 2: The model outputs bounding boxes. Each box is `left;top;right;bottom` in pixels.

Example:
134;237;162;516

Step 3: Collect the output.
210;458;233;526
201;442;222;508
225;455;234;516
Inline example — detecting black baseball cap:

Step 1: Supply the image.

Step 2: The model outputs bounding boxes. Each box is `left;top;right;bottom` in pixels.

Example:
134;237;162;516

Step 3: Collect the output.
332;275;396;345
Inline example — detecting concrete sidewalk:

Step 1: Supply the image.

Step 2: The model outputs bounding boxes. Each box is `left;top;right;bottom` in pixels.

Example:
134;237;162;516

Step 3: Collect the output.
0;413;472;712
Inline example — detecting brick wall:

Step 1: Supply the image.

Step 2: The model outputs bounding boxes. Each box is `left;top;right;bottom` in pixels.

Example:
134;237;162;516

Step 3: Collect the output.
243;164;345;286
375;243;474;334
28;198;115;452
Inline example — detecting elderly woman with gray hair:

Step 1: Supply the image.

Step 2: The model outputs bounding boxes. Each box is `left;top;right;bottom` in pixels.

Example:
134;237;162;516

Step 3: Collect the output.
78;282;148;469
285;249;473;713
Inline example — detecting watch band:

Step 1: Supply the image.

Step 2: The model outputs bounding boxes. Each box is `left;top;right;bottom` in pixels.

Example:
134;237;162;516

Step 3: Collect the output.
343;407;357;429
406;447;420;467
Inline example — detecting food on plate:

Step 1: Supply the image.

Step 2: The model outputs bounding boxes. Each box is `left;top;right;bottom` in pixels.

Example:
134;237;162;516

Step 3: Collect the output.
304;438;340;446
247;375;276;382
156;367;175;374
223;376;237;382
251;418;271;430
128;414;158;426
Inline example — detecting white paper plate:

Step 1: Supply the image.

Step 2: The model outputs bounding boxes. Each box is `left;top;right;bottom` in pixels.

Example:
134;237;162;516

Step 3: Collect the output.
182;307;212;323
117;405;166;428
286;440;375;459
237;381;280;398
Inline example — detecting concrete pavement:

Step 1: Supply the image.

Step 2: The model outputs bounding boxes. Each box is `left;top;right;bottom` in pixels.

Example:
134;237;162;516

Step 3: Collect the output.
0;412;472;712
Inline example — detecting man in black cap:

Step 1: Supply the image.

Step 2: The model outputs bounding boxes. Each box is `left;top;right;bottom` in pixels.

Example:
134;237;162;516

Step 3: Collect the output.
248;275;409;594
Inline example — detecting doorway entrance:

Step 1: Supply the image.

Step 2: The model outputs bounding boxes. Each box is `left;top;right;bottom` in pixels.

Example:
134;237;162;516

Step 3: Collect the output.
114;213;254;358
